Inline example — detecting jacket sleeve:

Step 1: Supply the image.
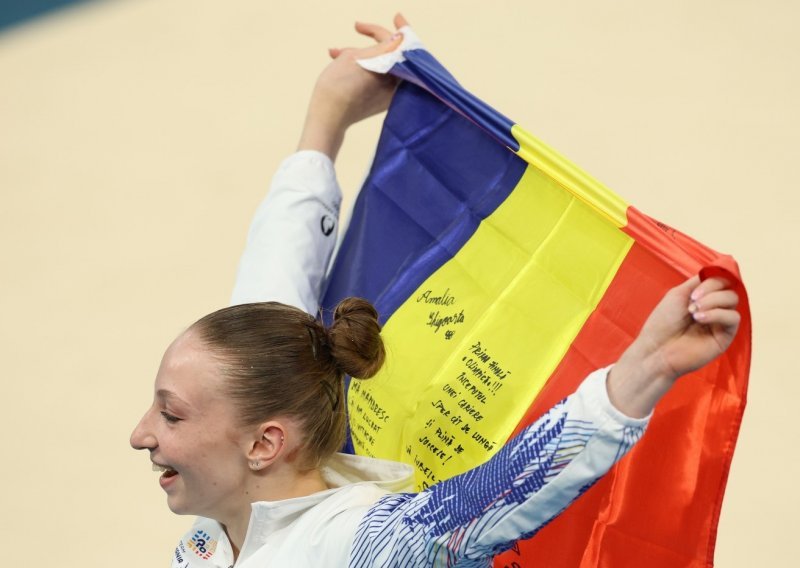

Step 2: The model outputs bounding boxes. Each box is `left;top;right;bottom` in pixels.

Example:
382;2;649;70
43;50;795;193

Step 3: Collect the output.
230;150;342;314
348;367;651;567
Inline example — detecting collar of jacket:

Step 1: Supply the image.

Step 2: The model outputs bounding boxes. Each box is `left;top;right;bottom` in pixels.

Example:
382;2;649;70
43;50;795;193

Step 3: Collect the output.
185;452;414;567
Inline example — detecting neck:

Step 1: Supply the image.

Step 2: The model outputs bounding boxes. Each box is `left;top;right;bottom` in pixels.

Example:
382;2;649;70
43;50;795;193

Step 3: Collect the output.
222;466;329;558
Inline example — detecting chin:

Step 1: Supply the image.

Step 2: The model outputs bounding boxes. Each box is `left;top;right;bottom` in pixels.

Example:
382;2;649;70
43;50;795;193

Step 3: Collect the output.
166;496;195;516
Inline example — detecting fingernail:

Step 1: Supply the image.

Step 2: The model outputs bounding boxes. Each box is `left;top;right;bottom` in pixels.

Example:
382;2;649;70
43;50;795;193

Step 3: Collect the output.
690;289;703;301
693;311;707;322
688;302;699;314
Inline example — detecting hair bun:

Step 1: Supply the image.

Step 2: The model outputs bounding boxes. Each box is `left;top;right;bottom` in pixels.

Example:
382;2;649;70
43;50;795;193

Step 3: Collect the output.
328;297;385;379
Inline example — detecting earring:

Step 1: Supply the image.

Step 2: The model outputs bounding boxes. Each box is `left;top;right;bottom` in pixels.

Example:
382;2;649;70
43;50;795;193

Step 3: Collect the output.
250;460;260;469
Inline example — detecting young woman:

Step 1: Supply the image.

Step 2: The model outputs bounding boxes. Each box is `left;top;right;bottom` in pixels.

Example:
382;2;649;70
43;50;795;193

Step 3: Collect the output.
130;15;741;567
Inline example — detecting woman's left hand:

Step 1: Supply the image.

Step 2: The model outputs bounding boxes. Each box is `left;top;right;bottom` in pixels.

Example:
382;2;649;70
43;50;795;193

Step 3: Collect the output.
636;275;740;380
607;276;741;418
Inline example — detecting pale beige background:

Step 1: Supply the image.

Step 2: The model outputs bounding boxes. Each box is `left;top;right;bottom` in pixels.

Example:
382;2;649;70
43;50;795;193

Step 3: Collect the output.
1;0;796;566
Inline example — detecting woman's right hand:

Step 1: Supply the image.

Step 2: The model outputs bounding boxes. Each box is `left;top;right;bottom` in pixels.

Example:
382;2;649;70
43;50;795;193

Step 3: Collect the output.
298;14;409;161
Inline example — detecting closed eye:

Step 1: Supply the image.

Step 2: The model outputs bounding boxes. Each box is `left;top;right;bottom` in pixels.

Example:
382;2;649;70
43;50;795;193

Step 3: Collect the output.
160;411;182;424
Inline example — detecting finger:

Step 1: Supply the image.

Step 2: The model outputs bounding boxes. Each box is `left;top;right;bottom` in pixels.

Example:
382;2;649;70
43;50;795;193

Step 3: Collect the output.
394;13;410;28
667;275;700;304
690;276;731;301
355;21;394;42
691;306;741;332
352;32;403;59
689;289;739;315
681;275;701;292
328;46;356;59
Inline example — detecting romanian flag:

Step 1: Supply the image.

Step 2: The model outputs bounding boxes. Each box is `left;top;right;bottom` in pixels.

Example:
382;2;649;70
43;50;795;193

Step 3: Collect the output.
322;33;750;567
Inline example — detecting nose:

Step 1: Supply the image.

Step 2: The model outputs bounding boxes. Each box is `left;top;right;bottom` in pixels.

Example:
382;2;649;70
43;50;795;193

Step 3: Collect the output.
130;407;157;450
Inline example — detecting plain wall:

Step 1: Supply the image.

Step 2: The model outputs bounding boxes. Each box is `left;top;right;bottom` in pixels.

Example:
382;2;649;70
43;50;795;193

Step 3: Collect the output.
1;0;796;565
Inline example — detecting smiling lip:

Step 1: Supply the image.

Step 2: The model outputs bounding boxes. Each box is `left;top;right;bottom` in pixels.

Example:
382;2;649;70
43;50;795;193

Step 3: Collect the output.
159;469;179;490
152;462;179;490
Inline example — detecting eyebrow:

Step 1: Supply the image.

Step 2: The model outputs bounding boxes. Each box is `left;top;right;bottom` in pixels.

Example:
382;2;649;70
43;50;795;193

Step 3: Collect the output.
156;389;192;410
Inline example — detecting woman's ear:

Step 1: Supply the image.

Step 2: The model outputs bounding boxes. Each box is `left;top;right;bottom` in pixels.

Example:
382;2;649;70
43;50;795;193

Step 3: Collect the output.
246;422;286;471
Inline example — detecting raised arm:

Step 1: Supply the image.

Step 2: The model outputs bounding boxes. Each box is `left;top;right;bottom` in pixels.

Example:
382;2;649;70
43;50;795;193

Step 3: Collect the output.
350;367;646;566
230;15;408;312
229;150;341;313
350;276;740;565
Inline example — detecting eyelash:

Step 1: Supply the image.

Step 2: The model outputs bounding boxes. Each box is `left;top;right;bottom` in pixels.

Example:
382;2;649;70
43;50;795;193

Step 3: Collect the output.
160;411;182;424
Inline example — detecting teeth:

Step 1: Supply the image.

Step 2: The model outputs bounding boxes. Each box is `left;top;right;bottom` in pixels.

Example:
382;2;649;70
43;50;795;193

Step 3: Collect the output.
152;463;169;473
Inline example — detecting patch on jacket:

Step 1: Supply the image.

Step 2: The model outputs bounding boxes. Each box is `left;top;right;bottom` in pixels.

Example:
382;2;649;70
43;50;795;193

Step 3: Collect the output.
187;528;217;560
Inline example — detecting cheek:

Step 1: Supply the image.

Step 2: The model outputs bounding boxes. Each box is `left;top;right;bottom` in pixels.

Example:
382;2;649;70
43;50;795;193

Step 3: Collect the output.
156;426;199;471
183;433;246;480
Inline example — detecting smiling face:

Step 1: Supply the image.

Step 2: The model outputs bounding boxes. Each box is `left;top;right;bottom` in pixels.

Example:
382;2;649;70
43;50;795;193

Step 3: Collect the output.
130;330;255;522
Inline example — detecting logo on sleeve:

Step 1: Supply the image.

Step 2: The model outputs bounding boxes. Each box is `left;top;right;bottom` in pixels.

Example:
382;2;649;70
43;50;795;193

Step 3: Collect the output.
187;529;217;560
320;215;335;236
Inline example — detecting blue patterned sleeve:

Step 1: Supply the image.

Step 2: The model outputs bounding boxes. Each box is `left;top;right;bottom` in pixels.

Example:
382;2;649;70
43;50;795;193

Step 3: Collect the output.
348;367;650;567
